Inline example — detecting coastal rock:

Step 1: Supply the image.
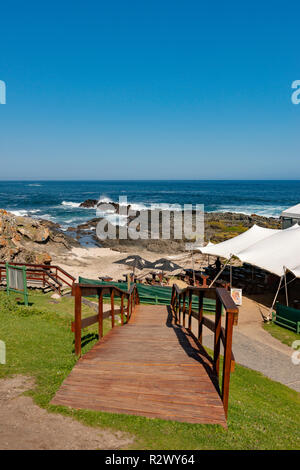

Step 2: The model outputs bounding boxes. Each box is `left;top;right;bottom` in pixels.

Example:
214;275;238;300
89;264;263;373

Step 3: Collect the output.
0;210;79;264
34;252;52;265
16;217;50;243
79;199;98;208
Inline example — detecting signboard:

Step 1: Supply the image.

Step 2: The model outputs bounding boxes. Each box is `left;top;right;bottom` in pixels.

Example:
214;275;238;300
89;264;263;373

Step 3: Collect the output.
231;288;242;306
0;340;5;364
6;263;28;306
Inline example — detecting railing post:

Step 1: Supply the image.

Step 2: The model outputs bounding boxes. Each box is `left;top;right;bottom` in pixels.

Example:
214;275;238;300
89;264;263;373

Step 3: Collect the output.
175;294;179;325
120;293;124;325
98;289;103;338
182;291;186;328
222;310;235;418
171;286;175;309
201;275;208;288
111;288;115;328
74;284;82;357
214;294;222;376
135;287;139;305
178;294;182;324
127;295;130;321
198;291;204;344
188;289;192;330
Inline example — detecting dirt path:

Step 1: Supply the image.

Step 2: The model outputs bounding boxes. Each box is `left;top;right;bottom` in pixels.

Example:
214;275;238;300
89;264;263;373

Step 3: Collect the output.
0;376;134;450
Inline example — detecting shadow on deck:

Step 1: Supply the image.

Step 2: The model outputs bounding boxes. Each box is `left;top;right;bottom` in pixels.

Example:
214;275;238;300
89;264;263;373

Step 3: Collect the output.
51;304;227;427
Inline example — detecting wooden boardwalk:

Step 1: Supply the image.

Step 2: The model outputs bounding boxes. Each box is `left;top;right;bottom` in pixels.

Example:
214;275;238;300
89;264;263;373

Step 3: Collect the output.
51;304;227;426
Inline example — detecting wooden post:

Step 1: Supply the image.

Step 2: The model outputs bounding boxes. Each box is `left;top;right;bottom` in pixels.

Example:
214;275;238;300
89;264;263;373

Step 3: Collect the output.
171;287;176;310
222;311;235;418
175;295;179;325
188;289;192;330
111;288;115;328
120;294;124;325
178;294;181;324
214;294;222;376
126;295;130;321
182;291;186;328
198;291;204;344
201;275;208;288
98;289;103;338
74;284;82;357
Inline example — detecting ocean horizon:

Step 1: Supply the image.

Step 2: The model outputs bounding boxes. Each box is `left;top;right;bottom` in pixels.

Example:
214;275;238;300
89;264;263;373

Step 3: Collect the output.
1;179;299;228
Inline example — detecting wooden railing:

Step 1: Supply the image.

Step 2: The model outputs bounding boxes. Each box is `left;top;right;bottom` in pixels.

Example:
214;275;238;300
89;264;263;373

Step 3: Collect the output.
72;283;140;357
171;284;238;418
0;262;76;293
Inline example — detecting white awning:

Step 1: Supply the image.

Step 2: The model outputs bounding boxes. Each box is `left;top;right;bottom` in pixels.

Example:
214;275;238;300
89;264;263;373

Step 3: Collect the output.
281;203;300;219
237;225;300;277
198;224;280;259
289;265;300;278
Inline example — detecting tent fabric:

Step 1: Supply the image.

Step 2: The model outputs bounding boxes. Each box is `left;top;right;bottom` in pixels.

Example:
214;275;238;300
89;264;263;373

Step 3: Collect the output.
198;225;280;259
289;265;300;278
281;203;300;218
195;223;300;278
237;225;300;277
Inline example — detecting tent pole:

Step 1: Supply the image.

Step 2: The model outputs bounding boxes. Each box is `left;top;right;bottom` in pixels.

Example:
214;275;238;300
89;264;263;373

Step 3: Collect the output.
191;251;196;285
230;258;232;289
284;267;289;307
210;256;232;287
268;275;283;320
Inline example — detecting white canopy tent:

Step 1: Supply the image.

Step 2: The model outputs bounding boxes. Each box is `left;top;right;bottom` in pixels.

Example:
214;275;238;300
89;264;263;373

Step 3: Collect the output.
281;203;300;219
196;225;281;287
196;224;300;316
237;224;300;277
198;224;280;259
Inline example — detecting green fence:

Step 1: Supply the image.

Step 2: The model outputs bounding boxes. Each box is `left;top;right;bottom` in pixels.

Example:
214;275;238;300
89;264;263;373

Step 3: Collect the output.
273;303;300;334
6;263;28;306
78;277;216;312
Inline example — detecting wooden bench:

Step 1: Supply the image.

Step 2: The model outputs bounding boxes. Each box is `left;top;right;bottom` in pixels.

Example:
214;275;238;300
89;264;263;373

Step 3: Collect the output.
273;303;300;333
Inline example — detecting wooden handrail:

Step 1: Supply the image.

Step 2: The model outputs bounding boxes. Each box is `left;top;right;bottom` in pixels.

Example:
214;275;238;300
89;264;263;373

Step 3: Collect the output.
170;283;238;418
0;262;75;291
72;283;140;357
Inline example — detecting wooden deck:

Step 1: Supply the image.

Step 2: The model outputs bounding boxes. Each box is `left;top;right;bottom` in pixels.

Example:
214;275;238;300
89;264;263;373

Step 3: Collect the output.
51;304;227;426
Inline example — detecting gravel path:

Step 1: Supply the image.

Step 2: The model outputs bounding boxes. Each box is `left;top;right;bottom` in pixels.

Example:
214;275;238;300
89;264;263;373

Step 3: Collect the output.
202;331;300;392
191;295;300;393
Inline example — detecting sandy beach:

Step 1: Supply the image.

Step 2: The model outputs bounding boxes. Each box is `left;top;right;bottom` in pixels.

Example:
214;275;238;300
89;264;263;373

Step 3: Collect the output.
51;245;205;285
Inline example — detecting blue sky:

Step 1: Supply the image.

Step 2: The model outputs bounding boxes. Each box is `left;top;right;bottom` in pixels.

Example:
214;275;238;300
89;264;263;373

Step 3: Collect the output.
0;0;299;180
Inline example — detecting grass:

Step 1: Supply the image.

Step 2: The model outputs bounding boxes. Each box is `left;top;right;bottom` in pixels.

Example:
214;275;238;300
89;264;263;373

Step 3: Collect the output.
0;289;299;450
263;322;299;347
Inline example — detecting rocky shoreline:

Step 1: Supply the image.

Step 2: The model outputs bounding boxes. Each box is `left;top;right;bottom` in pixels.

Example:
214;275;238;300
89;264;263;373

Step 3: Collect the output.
0;209;79;264
68;200;281;254
0;204;281;262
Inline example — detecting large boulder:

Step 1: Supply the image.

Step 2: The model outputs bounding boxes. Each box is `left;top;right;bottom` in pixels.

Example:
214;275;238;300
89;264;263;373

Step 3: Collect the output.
0;209;75;264
15;217;50;243
79;199;98;208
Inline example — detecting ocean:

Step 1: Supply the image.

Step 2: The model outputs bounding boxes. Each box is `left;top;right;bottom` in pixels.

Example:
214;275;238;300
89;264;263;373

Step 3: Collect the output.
0;180;299;228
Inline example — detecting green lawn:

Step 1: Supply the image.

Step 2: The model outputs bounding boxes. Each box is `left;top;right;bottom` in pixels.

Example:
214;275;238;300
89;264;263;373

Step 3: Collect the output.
0;289;299;450
263;322;299;347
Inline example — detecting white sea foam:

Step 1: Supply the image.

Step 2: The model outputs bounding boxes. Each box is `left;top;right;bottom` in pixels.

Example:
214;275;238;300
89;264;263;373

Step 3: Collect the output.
217;205;282;218
10;210;29;216
61;201;81;208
